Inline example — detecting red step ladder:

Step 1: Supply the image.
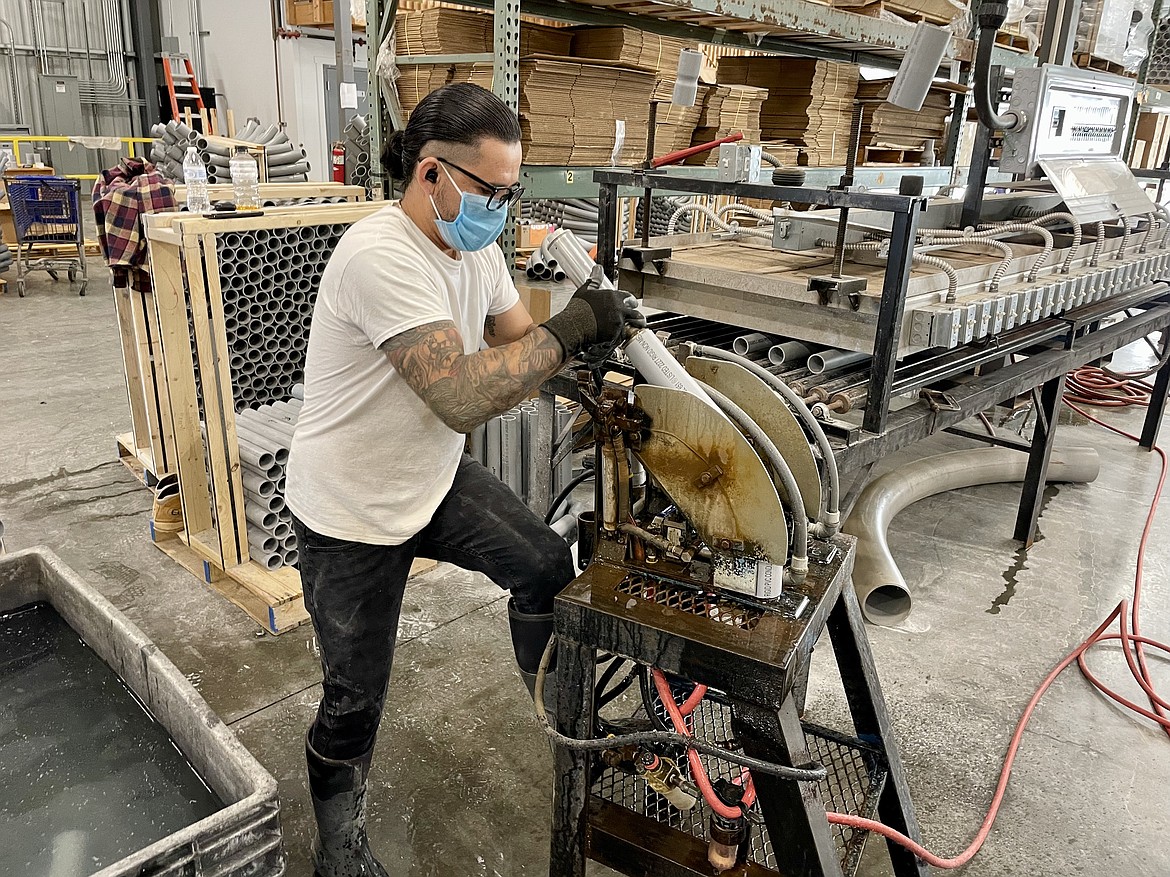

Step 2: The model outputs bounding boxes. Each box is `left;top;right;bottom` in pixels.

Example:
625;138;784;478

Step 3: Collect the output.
161;53;205;123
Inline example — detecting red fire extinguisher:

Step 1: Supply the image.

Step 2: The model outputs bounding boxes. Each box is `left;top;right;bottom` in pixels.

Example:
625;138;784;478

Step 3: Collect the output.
331;141;346;183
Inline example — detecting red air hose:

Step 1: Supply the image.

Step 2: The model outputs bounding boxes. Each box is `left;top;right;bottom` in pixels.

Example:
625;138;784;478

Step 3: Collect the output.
652;364;1170;867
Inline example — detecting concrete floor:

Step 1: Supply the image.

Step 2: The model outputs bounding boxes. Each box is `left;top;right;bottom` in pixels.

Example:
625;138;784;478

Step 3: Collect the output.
2;262;1168;876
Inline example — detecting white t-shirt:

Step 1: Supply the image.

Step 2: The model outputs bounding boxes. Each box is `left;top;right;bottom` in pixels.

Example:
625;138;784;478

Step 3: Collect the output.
285;204;519;544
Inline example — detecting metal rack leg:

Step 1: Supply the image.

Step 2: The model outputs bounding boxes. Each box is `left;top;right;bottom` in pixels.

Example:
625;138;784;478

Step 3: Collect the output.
826;586;929;877
1140;327;1170;449
731;700;844;877
549;638;596;877
1013;374;1065;545
597;182;619;281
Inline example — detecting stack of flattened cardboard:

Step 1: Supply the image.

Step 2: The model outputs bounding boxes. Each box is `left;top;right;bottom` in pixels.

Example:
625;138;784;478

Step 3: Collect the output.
718;58;860;167
760;142;806;167
686;84;768;165
651;81;709;156
397;63;494;118
855;78;959;164
571;27;696;77
520;56;656;165
396;9;571;56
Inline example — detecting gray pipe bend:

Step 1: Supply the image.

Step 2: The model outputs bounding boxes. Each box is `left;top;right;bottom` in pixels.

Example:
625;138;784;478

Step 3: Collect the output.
697;381;809;577
692;344;840;525
843;447;1100;626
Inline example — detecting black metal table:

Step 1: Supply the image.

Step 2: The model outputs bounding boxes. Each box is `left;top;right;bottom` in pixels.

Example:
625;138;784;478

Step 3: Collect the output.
549;535;929;877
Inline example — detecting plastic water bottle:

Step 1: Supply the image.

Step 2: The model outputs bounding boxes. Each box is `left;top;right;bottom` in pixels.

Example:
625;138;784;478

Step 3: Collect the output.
230;146;261;211
182;146;210;213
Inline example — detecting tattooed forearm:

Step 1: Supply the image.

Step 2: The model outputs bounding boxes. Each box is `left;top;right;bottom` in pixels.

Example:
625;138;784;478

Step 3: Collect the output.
381;320;565;433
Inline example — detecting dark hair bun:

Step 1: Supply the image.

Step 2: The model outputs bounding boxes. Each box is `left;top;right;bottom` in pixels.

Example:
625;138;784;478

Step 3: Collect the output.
383;130;406;180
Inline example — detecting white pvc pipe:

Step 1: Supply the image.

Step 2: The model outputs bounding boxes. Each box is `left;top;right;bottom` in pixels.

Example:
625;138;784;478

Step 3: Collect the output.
844;447;1100;626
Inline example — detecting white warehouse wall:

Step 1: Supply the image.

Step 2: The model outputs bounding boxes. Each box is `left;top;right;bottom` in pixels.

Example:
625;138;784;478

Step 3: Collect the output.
157;0;365;179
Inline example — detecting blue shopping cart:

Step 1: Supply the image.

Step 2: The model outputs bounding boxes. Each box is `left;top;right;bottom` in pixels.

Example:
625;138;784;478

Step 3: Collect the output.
6;176;87;297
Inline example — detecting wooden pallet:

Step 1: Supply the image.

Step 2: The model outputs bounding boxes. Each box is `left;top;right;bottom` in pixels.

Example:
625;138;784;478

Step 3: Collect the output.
1074;53;1133;77
116;432;158;487
152;524;438;635
863;144;928;165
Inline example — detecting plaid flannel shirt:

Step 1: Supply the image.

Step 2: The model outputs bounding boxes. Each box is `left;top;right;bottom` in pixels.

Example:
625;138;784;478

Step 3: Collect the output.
93;158;175;292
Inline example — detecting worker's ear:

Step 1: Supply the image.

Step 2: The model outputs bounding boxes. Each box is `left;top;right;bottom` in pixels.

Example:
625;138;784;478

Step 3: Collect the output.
417;157;440;191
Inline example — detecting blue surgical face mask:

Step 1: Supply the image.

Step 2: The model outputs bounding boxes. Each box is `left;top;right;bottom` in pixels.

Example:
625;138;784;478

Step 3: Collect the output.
430;164;507;252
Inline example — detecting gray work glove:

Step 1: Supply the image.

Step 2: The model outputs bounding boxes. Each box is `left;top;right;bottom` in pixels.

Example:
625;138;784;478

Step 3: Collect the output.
542;265;646;362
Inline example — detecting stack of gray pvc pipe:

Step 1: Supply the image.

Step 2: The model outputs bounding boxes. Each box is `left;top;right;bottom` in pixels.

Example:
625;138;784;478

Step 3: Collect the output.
149;117;311;184
213;223;348;409
521;199;601;244
0;240;11;273
235;399;303;571
343;115;372;195
469;402;575;511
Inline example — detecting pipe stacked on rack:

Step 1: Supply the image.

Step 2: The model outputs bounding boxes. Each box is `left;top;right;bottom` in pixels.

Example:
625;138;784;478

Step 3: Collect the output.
212;223;348;409
521;199;601;244
235;399;303;570
468;402;576;510
149;117;311;184
0;240;11;273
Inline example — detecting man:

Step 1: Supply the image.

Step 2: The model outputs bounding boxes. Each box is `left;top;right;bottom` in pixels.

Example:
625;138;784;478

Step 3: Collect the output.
286;83;642;876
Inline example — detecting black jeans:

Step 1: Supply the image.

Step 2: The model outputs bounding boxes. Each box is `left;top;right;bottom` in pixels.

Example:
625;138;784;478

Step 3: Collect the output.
293;453;575;761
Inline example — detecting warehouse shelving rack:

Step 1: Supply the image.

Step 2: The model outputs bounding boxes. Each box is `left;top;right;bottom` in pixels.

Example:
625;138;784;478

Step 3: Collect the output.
364;0;1035;210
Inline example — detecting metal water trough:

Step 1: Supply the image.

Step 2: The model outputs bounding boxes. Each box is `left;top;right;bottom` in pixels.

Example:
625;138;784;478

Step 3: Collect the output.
0;547;285;876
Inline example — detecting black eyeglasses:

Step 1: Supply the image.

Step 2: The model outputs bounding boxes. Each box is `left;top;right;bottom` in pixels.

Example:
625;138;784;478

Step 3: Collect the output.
438;157;524;211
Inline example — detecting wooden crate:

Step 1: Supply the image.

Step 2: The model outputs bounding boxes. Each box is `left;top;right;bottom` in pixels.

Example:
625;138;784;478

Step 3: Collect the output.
173;182;366;205
112;182;367;486
143;202;385;632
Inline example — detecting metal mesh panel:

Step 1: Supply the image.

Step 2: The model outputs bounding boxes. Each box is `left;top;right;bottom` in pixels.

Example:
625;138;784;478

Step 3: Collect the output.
614;573;765;631
593;698;886;875
1147;18;1170;85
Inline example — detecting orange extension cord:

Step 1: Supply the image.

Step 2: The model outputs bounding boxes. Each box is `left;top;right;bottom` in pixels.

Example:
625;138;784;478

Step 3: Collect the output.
655;362;1170;867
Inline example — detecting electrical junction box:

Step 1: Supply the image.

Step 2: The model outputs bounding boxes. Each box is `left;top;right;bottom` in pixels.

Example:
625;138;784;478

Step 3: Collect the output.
1000;64;1136;176
717;142;763;183
36;74;89;176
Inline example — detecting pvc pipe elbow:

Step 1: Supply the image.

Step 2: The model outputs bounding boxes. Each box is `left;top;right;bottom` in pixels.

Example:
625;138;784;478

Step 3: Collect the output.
784;557;808;587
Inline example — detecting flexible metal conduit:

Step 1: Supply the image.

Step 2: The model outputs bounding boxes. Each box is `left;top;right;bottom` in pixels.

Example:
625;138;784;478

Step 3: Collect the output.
1031;212;1083;272
844;447;1100;625
690;345;841;531
818;239;960;302
976;223;1054;281
915;231;1016;292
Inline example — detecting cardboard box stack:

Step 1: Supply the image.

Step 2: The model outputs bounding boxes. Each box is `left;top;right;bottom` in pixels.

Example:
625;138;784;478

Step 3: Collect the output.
717;58;860;166
854;78;958;164
651;81;709;156
396;8;571;56
686;84;769;165
397;63;494;118
571;27;696;75
520;57;656;165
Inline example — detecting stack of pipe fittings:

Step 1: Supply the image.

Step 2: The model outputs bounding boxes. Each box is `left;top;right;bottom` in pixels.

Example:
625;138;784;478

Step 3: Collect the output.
342;115;373;197
525;233;569;281
468;401;576;510
235;399;302;571
148;117;311;184
213;223;348;409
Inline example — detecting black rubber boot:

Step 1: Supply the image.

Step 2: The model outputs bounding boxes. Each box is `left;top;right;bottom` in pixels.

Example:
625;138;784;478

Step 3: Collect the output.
306;736;390;877
508;598;557;715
